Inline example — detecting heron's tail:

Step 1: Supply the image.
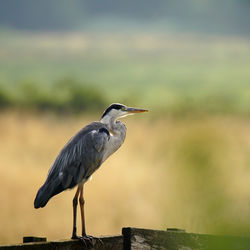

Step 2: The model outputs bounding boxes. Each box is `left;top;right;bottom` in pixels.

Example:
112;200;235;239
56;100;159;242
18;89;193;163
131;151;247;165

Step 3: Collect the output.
34;181;64;209
34;184;51;208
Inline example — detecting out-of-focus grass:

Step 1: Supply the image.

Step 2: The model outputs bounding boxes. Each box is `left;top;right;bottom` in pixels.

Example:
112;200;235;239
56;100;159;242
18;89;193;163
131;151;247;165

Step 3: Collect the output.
0;31;250;114
0;112;250;245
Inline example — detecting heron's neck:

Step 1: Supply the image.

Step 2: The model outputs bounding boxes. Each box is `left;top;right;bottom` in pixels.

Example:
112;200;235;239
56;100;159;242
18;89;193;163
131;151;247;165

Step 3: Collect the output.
101;116;124;135
100;117;127;162
101;117;119;134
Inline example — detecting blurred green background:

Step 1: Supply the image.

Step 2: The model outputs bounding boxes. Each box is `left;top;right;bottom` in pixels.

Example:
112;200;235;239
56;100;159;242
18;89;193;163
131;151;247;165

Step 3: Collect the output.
0;0;250;245
1;0;250;115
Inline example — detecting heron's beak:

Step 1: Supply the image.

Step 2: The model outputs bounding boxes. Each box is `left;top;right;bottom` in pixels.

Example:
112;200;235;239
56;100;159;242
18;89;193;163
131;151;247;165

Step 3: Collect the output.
125;107;148;113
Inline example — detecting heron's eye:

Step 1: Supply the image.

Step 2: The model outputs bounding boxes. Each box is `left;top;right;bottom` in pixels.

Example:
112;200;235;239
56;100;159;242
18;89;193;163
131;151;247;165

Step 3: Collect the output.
121;107;126;111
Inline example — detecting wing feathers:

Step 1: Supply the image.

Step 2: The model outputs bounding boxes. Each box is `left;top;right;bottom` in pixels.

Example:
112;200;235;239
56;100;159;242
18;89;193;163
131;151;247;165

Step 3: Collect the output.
34;122;110;208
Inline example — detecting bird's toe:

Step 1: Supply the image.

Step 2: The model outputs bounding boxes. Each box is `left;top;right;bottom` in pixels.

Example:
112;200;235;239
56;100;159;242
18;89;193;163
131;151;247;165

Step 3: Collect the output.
72;235;102;248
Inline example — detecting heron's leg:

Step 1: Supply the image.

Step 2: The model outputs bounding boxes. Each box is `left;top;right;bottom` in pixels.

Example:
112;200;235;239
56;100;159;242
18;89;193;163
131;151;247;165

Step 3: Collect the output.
79;185;86;236
71;185;81;239
78;186;104;247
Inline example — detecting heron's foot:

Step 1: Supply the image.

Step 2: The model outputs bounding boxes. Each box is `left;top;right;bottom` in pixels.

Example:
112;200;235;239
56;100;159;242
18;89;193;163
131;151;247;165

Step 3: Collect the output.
90;236;104;247
71;235;92;248
71;235;103;248
82;235;104;248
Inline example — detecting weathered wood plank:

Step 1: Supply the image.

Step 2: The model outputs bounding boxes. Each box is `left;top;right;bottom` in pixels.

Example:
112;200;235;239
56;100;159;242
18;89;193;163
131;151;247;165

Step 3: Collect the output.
1;228;250;250
122;227;250;250
0;235;123;250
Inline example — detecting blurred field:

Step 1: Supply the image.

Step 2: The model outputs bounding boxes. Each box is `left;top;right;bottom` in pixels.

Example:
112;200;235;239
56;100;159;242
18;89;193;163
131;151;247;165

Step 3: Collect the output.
0;31;250;114
0;112;250;245
1;1;250;246
0;29;250;245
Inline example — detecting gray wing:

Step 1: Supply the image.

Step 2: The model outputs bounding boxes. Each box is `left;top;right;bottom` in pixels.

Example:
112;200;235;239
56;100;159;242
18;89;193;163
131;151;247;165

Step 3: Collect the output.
34;122;110;208
52;124;110;187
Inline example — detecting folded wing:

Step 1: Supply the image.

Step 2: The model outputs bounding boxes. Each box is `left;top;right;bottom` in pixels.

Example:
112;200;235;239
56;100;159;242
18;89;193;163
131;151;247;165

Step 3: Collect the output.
34;122;110;208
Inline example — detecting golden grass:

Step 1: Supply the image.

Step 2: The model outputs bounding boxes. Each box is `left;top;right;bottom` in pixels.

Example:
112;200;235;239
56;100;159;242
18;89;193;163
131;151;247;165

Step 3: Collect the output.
0;112;250;245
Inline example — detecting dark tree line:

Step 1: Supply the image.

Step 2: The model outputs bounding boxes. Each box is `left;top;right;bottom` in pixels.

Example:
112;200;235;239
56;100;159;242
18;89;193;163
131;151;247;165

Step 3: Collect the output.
0;0;250;35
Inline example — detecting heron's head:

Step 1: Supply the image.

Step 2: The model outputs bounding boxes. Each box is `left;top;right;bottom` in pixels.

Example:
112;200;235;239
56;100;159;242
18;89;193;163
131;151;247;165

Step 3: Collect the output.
101;103;148;123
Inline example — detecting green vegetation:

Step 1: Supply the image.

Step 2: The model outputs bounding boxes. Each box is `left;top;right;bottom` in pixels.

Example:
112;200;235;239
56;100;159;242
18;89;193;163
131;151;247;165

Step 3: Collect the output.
0;31;250;115
0;85;11;109
0;79;107;113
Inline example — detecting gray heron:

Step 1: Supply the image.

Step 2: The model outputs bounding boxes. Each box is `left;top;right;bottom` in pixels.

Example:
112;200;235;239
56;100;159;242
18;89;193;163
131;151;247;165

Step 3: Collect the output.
34;103;148;240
